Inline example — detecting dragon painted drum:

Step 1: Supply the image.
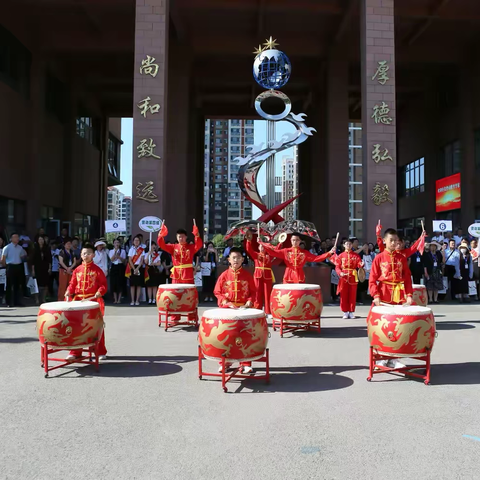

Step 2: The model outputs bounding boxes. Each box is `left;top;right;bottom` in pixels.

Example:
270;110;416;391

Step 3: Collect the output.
367;305;435;357
156;284;198;314
37;301;104;348
270;284;323;321
412;284;428;306
199;308;268;362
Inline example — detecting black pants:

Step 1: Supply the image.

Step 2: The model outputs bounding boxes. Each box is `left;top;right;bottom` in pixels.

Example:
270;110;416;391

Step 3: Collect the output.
6;264;25;306
48;271;59;297
444;265;457;300
412;272;423;285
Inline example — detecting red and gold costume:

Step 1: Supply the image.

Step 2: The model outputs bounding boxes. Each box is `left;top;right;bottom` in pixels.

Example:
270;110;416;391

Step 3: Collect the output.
369;250;413;304
263;245;332;284
335;251;362;313
214;267;256;308
66;261;108;355
377;232;426;258
157;224;203;284
246;240;274;314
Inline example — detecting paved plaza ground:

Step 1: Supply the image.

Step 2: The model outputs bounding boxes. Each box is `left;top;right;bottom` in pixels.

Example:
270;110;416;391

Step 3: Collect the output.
1;302;479;480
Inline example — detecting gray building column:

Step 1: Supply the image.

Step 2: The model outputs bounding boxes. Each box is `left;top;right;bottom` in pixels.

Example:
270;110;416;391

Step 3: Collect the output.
361;0;397;238
132;0;169;229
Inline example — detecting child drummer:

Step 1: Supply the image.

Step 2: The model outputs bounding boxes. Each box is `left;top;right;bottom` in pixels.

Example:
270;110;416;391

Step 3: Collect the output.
214;247;257;373
335;238;363;319
369;228;414;306
369;228;413;369
64;244;108;362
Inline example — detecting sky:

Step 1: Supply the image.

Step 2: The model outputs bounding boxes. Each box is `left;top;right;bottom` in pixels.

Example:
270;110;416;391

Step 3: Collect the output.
119;117;296;210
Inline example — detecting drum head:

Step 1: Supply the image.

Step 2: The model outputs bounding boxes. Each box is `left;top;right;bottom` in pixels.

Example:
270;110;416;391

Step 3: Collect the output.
40;301;99;311
159;283;195;289
371;305;432;316
357;268;366;283
202;308;265;320
272;283;320;291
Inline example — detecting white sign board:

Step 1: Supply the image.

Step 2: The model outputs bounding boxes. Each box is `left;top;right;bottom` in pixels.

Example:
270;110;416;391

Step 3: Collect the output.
468;223;480;238
432;220;452;233
105;220;126;233
139;216;162;233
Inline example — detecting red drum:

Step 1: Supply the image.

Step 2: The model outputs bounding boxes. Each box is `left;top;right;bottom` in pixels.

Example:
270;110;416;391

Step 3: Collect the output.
199;308;268;362
412;284;428;306
156;284;198;314
37;301;103;348
367;305;435;357
270;283;323;321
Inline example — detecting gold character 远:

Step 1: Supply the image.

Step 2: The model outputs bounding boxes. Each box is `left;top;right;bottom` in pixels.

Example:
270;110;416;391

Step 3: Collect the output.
136;181;159;203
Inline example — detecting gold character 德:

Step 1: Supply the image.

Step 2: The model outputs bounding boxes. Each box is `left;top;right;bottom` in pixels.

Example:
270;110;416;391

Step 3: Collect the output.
137;97;161;118
137;138;161;159
140;55;159;77
372;144;393;163
371;102;393;125
136;181;159;203
372;60;390;85
372;182;393;206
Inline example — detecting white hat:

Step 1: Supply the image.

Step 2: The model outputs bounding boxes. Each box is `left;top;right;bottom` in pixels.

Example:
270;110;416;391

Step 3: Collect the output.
94;241;106;248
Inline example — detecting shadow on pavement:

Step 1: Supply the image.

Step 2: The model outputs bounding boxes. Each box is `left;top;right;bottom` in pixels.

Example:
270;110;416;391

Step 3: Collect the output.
0;336;37;343
75;355;198;378
290;326;367;339
237;365;366;393
435;322;476;331
431;363;480;385
0;318;37;324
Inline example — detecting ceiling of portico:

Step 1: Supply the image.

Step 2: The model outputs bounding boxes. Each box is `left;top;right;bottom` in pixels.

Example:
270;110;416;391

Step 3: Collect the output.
3;0;480;116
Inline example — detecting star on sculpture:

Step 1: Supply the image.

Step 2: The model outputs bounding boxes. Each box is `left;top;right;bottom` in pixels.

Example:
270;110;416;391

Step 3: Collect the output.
263;36;279;49
253;44;264;56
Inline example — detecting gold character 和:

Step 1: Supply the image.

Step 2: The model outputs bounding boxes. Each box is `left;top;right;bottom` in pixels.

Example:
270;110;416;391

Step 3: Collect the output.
137;97;161;118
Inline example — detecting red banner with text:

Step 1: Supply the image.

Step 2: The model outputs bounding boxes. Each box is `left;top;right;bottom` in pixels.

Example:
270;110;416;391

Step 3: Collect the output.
436;173;461;213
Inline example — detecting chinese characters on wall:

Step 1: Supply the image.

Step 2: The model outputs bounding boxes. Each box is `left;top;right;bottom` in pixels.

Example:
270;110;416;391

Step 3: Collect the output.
371;60;394;204
136;54;161;203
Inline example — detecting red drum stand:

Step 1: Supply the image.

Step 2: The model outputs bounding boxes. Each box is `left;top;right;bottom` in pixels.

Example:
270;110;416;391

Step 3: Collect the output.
198;346;270;393
367;347;432;385
158;309;199;331
40;341;100;378
272;317;321;338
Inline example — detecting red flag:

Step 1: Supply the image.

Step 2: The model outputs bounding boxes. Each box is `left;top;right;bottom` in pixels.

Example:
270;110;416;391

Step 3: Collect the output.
158;223;168;238
416;232;426;255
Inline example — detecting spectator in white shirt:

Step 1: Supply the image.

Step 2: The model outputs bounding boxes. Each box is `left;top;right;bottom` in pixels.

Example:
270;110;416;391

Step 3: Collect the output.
454;228;464;247
94;240;109;277
109;239;126;304
431;232;445;244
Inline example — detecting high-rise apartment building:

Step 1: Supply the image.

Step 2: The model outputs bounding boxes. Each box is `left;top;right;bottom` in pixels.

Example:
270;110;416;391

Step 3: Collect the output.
107;187;131;236
281;146;299;221
348;122;363;239
204;119;254;237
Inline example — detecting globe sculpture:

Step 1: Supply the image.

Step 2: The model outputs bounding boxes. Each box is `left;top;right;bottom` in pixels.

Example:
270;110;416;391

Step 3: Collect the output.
253;48;291;90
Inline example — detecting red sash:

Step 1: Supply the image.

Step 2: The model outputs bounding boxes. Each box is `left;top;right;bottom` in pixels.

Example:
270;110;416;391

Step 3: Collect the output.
125;247;144;278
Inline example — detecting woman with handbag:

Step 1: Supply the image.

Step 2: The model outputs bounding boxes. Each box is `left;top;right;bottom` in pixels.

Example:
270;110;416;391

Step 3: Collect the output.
423;241;444;304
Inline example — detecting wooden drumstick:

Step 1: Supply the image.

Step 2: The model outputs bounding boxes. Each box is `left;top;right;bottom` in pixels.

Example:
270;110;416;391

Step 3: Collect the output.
333;232;340;250
421;220;425;232
193;218;197;227
82;296;97;302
